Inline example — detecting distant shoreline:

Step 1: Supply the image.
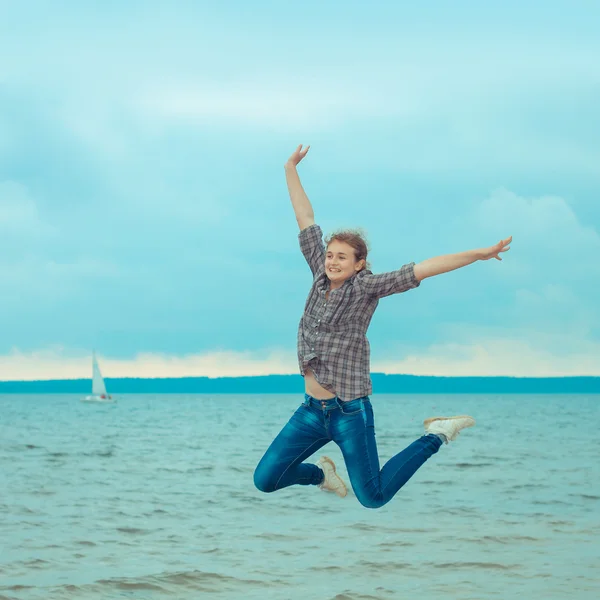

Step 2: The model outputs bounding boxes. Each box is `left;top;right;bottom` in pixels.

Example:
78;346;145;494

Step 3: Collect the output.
1;374;599;393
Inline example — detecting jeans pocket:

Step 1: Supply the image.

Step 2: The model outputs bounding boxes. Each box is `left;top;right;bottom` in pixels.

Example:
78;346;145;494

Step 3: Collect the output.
298;398;320;418
338;398;364;416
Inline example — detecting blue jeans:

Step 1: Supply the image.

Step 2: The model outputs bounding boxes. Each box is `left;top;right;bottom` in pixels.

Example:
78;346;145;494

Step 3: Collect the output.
254;394;442;509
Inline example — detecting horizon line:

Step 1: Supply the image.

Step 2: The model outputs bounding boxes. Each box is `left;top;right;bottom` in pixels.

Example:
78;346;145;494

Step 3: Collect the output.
2;373;600;384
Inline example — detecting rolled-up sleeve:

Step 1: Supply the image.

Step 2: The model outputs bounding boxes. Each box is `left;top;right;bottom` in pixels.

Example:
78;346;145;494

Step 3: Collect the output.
298;224;325;277
360;262;421;298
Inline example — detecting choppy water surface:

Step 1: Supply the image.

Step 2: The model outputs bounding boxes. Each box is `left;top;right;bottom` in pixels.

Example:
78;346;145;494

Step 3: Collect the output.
1;393;598;599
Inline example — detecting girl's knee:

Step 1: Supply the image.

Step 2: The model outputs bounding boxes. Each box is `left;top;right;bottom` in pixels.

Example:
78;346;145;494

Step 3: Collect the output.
359;499;385;509
356;492;386;509
253;465;277;493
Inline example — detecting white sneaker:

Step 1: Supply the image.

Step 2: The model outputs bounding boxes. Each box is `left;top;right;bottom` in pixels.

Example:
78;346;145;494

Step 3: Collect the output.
317;456;348;498
424;415;476;443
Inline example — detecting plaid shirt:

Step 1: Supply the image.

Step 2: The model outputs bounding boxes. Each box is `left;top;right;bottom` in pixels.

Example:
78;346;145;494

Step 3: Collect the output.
297;224;420;401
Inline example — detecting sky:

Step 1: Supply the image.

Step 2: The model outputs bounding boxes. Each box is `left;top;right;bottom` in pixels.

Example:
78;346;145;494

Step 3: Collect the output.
1;0;599;380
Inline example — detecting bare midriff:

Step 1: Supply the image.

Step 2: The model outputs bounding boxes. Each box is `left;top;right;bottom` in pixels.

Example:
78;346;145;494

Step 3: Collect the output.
304;368;336;400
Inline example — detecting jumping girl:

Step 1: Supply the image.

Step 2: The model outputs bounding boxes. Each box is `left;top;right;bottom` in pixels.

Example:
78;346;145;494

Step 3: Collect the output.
253;145;511;508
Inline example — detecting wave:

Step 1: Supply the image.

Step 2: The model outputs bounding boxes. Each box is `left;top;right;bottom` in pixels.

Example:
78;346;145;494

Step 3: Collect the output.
96;569;268;593
1;569;277;599
480;535;541;544
328;593;387;600
115;527;151;535
569;493;600;501
432;561;518;570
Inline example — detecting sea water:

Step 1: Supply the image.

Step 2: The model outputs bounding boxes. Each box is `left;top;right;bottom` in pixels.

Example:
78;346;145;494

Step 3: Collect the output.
1;393;598;599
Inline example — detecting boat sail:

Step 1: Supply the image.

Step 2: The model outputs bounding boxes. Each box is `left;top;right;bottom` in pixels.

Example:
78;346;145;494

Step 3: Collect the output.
82;352;114;402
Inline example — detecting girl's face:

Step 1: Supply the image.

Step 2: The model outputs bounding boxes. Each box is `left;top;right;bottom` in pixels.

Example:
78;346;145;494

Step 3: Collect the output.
325;240;365;284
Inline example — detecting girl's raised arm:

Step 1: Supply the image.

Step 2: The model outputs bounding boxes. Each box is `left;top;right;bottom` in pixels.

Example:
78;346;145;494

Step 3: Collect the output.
413;236;512;281
285;145;315;231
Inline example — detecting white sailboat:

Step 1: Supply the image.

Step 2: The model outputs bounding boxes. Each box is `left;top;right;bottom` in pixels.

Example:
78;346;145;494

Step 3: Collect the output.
81;351;114;403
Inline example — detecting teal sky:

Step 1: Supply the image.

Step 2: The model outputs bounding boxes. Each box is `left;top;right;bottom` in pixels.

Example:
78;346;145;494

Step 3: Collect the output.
1;1;599;380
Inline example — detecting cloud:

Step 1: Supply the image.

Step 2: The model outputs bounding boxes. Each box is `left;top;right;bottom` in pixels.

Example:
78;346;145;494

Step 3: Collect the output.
373;333;600;377
4;332;599;380
474;188;600;243
0;7;598;372
369;187;600;377
136;78;382;132
0;347;299;381
3;13;599;182
464;188;600;284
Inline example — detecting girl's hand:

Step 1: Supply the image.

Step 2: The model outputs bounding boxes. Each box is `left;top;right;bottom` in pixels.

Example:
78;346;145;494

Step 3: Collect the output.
479;236;512;261
285;144;310;168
